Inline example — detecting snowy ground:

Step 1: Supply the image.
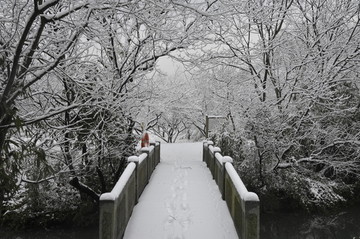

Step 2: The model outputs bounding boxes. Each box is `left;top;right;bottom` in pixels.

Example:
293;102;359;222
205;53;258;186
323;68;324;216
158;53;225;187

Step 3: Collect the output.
123;142;238;239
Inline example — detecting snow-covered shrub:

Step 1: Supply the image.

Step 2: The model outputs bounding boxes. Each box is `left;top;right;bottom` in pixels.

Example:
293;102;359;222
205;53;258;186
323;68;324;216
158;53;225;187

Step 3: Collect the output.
212;97;360;212
2;176;81;229
210;131;244;162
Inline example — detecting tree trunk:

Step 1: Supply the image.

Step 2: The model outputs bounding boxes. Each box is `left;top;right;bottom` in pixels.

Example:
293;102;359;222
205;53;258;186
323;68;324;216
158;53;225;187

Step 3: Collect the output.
0;105;13;156
96;166;107;193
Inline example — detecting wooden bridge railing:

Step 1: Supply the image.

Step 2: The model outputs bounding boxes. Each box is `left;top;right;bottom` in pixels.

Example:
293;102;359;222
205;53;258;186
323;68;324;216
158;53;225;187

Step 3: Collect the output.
203;141;260;239
99;141;161;239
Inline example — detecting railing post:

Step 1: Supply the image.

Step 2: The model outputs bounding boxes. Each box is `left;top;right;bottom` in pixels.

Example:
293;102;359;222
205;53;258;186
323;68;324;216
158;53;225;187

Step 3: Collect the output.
140;147;151;182
203;141;207;162
244;193;260;239
224;162;260;239
150;141;156;165
209;146;220;179
99;194;116;239
221;156;233;200
99;162;136;239
128;154;148;200
205;141;213;167
150;141;161;165
128;156;139;203
156;141;161;164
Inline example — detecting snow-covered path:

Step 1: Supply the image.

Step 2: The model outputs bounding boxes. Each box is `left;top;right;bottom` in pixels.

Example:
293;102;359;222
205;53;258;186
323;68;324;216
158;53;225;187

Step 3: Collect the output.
123;142;238;239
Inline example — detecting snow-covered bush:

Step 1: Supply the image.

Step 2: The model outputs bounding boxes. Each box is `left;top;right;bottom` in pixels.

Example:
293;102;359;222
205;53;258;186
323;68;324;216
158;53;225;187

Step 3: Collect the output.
212;98;360;212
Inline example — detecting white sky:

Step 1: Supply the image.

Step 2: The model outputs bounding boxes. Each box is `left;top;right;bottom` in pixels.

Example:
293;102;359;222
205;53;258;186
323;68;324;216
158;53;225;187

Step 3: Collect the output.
156;56;186;77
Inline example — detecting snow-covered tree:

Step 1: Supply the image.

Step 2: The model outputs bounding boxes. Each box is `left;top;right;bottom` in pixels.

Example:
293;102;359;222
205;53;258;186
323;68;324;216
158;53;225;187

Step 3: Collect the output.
180;0;360;210
0;0;203;226
0;0;93;219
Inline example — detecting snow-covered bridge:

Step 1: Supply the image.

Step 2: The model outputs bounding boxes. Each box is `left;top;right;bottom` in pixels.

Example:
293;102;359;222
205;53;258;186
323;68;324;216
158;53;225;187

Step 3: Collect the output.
99;142;260;239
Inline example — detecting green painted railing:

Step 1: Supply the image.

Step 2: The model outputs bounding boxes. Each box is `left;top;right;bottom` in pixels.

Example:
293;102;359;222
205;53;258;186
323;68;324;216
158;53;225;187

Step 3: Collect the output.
203;141;260;239
99;141;161;239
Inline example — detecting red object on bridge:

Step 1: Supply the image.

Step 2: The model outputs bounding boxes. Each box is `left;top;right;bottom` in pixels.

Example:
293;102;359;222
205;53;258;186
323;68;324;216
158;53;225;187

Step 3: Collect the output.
141;132;149;148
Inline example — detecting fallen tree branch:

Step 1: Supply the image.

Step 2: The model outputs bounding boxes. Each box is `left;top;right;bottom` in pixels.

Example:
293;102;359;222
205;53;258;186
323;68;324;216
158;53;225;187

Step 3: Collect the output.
69;177;100;203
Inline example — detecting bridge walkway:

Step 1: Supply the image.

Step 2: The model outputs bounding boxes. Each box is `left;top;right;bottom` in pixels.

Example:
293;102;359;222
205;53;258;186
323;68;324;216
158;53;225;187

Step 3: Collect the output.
123;142;238;239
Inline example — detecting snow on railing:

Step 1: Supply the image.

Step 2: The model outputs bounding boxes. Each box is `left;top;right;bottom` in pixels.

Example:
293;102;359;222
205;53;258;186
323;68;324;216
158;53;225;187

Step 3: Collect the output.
203;141;260;239
99;141;161;239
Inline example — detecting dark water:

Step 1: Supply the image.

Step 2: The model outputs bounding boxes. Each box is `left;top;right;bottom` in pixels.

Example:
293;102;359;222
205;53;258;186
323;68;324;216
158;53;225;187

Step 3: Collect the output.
261;206;360;239
1;207;359;239
0;226;98;239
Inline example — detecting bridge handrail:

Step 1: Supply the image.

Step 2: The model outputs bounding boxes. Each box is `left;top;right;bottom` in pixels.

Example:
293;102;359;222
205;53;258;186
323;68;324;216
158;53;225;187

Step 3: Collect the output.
99;141;161;239
203;141;260;239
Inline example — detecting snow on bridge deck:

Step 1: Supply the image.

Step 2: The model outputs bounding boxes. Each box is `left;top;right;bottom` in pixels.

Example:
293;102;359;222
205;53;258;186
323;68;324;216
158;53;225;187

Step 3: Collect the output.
123;142;238;239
